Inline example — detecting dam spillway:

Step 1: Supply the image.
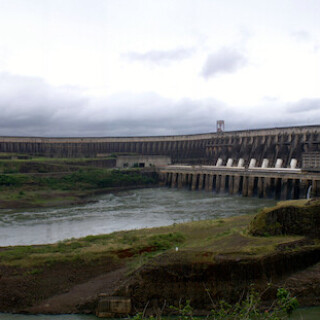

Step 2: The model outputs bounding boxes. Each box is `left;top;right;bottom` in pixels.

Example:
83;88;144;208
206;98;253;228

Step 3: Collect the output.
1;125;320;167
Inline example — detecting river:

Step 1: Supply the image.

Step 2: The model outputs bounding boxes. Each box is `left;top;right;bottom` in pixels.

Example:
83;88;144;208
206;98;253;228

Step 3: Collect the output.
0;187;276;246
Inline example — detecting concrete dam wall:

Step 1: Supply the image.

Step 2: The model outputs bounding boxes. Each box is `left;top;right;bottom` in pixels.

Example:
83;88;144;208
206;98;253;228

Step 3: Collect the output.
1;125;320;167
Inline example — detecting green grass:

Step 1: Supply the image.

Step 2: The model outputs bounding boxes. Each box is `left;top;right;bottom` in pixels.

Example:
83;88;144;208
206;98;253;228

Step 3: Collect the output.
0;228;186;267
0;169;156;190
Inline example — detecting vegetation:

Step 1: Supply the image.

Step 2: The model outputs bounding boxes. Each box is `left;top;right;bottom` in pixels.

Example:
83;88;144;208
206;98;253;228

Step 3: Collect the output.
0;169;156;189
0;228;186;267
132;288;298;320
0;154;158;208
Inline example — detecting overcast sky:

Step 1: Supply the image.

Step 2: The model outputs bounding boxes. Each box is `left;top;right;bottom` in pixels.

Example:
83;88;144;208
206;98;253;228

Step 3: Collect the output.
0;0;319;137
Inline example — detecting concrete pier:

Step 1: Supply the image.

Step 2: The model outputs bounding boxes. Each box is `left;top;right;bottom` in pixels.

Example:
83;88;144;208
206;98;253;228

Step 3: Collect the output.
161;165;320;200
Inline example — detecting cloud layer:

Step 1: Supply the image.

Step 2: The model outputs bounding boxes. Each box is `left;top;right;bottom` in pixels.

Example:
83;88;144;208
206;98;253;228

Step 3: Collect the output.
0;72;318;137
287;98;320;113
201;47;247;78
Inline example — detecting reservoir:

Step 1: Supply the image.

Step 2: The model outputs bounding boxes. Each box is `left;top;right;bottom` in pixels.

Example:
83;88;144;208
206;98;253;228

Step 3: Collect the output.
0;187;276;246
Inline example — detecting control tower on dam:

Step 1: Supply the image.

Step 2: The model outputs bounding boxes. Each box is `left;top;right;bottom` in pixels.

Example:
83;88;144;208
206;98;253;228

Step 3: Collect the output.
0;125;320;168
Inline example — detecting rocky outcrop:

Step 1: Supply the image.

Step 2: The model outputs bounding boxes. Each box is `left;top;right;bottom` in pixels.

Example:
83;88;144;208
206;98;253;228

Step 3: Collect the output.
248;200;320;237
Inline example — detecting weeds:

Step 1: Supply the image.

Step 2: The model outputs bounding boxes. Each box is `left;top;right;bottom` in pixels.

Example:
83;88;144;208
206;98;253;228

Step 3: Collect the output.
147;232;185;250
132;288;298;320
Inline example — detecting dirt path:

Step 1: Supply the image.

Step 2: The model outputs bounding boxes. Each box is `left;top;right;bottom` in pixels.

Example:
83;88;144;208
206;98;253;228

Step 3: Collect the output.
26;267;129;314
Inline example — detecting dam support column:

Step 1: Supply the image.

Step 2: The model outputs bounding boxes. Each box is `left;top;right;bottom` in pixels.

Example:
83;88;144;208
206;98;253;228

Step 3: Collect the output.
257;177;263;198
215;175;221;193
228;176;234;194
177;173;183;188
220;175;226;193
287;179;294;200
186;174;191;188
242;176;248;197
232;175;240;195
205;174;211;191
263;177;271;198
208;174;213;191
171;173;177;188
247;176;255;197
166;173;172;187
181;173;187;188
198;174;204;190
293;179;300;199
275;178;282;200
281;178;288;200
191;174;197;191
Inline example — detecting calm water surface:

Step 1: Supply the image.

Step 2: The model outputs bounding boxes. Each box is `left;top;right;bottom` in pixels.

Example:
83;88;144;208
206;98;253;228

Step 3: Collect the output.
0;188;276;246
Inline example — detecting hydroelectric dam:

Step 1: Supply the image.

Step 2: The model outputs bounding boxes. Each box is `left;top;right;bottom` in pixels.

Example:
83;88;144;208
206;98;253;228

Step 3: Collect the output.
1;125;320;199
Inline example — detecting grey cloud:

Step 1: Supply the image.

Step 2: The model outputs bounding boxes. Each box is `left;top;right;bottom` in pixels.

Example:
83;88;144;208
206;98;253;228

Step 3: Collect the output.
287;98;320;113
0;72;318;138
123;47;195;65
0;73;231;137
201;47;247;79
0;72;89;136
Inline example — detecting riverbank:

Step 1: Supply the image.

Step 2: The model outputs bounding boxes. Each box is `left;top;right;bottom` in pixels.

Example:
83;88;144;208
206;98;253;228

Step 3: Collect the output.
1;199;320;316
0;156;158;209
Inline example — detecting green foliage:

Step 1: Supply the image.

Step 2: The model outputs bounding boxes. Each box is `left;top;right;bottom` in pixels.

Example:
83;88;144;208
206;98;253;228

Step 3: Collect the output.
28;268;43;275
147;232;186;250
0;169;157;192
170;300;193;320
121;234;140;245
0;174;26;186
35;169;157;190
276;288;299;316
0;240;88;263
82;234;112;243
133;288;298;320
209;288;298;320
131;313;156;320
